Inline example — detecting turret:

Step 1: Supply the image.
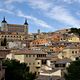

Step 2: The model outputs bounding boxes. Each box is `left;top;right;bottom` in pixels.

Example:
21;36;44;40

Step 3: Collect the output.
2;17;7;23
24;18;28;25
1;17;8;31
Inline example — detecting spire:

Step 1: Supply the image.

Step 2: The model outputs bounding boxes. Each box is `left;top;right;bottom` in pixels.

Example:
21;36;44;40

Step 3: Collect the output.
2;17;7;23
24;18;28;25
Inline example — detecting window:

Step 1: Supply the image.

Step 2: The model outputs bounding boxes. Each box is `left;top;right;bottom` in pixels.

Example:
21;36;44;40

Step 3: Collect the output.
63;64;65;67
37;55;39;57
72;51;74;54
62;56;64;58
41;55;42;57
38;62;40;64
75;51;77;53
29;63;31;65
33;63;35;65
60;38;62;40
76;57;79;60
66;29;68;31
26;55;28;57
33;55;35;57
38;72;40;75
55;64;59;67
29;55;31;57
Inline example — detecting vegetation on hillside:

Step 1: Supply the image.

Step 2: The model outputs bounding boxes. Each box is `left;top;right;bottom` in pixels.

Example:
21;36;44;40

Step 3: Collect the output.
64;59;80;80
69;28;80;35
3;59;36;80
1;37;7;46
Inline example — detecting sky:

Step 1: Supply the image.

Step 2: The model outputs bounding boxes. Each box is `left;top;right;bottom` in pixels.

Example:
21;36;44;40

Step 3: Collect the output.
0;0;80;33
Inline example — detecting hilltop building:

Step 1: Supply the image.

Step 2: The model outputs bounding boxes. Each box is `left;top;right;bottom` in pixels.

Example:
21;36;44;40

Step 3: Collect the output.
1;17;28;34
0;17;29;48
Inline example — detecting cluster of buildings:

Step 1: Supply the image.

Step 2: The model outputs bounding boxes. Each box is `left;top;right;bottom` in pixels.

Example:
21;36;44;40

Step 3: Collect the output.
0;17;80;80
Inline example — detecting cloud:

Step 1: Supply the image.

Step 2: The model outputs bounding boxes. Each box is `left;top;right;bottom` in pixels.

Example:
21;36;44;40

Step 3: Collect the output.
63;0;80;4
5;4;15;11
4;0;26;4
63;0;74;4
76;11;80;16
27;0;80;28
0;8;14;14
5;0;52;11
1;0;80;29
27;0;53;11
4;0;80;28
17;10;53;29
47;6;80;27
0;0;53;30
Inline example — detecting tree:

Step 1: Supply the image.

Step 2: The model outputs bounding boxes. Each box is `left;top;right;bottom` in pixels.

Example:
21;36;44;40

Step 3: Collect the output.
1;37;7;46
3;59;36;80
64;60;80;80
69;28;80;36
70;28;78;33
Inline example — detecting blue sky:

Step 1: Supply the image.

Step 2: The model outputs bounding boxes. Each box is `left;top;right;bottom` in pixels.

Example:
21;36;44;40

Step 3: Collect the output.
0;0;80;33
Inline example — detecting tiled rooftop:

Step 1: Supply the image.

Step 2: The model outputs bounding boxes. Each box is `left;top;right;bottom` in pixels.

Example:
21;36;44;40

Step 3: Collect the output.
11;49;47;55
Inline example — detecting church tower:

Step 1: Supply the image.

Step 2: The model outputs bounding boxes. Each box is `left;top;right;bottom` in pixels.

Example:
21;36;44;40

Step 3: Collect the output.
1;17;8;31
24;18;28;34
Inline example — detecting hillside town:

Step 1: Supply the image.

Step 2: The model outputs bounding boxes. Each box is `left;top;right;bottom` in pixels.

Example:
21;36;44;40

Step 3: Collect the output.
0;17;80;80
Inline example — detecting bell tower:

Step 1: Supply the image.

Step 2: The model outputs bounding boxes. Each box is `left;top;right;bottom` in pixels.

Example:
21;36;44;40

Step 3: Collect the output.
24;18;28;34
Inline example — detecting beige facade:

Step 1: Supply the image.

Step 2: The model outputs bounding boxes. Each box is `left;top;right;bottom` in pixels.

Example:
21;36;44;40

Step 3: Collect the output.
7;49;47;74
0;32;26;41
68;35;80;42
59;47;80;60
